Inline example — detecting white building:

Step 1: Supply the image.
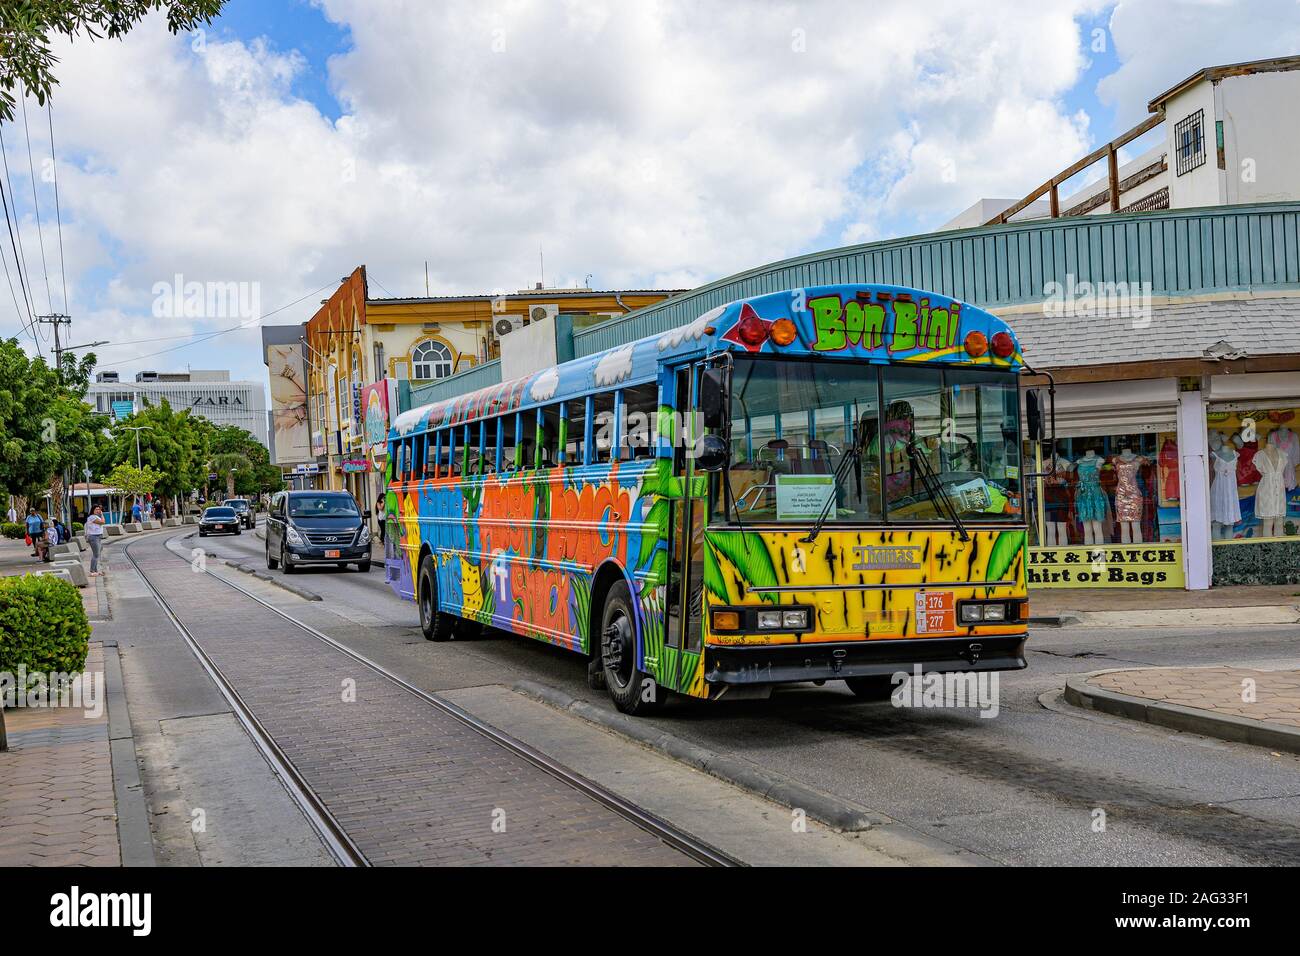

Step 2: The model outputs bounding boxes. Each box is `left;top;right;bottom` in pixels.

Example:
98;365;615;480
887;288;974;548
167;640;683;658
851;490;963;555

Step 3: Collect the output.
944;54;1300;229
90;369;269;448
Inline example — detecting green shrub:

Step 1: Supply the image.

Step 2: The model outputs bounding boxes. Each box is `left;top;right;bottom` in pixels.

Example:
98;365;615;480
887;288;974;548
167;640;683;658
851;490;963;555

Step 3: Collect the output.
0;574;91;678
72;522;84;533
1;522;25;539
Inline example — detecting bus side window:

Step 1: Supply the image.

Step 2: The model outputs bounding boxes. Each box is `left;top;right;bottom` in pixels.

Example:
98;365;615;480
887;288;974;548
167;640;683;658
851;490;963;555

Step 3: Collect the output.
565;398;589;466
540;406;561;469
622;382;658;460
481;419;496;475
500;414;517;472
591;393;615;463
412;434;426;478
425;432;438;479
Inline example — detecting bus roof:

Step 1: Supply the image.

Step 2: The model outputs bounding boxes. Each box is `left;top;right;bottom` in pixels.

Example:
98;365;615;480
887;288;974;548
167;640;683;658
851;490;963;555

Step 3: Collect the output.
391;283;1024;438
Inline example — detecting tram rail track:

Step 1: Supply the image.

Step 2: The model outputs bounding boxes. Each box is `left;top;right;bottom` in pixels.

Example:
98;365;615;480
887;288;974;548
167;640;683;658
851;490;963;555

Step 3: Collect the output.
125;530;739;867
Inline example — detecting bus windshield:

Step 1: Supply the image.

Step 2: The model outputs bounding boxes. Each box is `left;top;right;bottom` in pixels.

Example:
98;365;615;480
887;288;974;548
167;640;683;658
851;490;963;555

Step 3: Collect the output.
722;357;1022;524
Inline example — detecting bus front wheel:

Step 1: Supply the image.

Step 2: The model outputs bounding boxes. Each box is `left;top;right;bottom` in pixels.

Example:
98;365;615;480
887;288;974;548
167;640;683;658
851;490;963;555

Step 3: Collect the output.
844;675;898;701
600;580;664;716
418;555;454;642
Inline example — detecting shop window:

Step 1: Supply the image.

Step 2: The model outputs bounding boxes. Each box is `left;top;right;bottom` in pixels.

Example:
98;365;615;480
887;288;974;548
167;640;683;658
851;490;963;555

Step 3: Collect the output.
412;341;453;381
1206;405;1300;543
1027;432;1179;547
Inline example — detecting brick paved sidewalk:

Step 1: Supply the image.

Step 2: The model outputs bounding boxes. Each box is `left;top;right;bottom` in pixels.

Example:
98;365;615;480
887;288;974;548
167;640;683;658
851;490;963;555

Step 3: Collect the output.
0;643;121;866
1066;666;1300;754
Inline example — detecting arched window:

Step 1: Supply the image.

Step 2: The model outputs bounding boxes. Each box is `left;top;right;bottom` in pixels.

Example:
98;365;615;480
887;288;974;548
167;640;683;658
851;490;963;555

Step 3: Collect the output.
411;340;453;380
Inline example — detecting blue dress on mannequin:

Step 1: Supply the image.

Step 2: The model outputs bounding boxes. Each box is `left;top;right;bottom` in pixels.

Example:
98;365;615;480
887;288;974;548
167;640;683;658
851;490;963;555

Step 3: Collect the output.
1075;455;1107;523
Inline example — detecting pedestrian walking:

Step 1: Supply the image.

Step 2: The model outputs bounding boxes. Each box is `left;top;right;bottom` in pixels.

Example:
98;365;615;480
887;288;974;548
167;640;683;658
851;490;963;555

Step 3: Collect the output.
85;505;106;575
25;509;45;558
5;503;16;524
374;495;386;545
131;500;142;523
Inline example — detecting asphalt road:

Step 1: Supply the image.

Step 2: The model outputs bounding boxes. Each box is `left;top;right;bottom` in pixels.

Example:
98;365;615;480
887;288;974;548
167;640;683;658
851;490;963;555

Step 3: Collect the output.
194;525;1300;866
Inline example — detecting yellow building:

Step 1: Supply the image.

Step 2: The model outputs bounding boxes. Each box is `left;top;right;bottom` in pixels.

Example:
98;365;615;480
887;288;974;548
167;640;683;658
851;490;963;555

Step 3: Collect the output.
303;266;681;509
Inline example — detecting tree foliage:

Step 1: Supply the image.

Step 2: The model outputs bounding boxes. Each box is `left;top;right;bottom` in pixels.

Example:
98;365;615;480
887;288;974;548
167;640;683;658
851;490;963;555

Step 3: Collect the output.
0;338;106;506
0;0;226;122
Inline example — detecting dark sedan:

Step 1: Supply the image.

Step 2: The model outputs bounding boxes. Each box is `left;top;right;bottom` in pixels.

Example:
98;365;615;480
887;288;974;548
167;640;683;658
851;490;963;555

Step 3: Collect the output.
198;506;242;536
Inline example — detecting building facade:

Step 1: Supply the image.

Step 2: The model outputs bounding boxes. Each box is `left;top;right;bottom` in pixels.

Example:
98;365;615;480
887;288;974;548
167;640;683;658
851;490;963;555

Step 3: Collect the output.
90;369;269;448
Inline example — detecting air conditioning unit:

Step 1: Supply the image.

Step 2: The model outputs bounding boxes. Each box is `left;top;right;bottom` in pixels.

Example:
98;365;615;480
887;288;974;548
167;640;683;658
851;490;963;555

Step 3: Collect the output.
494;313;524;339
528;303;559;325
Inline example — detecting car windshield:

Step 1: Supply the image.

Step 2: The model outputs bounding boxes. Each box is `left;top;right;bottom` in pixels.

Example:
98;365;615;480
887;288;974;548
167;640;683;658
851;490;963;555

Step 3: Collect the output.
227;500;247;509
720;357;1022;524
288;495;359;517
206;508;236;518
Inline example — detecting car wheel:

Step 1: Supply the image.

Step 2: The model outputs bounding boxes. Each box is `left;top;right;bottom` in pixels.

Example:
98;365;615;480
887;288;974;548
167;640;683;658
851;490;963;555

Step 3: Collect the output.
266;544;278;570
282;543;296;574
601;580;665;715
844;675;899;701
356;560;371;572
418;554;453;641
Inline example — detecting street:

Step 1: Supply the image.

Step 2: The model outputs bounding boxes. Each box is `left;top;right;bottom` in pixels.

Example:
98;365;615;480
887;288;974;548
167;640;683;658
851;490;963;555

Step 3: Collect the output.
140;523;1300;867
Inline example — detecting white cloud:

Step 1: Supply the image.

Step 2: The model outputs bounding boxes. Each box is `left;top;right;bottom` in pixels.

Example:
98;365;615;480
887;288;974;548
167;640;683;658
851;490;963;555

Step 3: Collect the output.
13;0;1273;390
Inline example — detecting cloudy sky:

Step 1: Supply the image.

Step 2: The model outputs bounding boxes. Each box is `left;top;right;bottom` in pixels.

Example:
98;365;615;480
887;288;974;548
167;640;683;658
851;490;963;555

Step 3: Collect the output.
2;0;1298;396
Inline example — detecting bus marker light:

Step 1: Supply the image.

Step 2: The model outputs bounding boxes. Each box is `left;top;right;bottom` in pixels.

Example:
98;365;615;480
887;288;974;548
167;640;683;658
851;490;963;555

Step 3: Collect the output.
963;331;988;357
990;331;1015;358
770;318;797;346
738;313;769;346
712;610;740;631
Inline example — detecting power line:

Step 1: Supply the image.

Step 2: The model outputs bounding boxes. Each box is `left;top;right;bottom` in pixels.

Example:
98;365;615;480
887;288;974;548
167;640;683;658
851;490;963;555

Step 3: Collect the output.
107;281;338;366
20;95;51;314
0;125;35;316
0;158;39;354
47;102;67;313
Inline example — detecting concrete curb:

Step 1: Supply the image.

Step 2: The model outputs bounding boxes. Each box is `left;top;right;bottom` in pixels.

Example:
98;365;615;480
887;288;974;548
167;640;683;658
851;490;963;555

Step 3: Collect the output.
1028;614;1082;628
219;557;322;602
100;641;156;867
512;678;886;833
1064;669;1300;756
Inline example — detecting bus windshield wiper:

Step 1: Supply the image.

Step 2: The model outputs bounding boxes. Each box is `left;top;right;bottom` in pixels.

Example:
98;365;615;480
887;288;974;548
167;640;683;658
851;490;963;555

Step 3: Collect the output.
905;439;970;542
802;424;866;544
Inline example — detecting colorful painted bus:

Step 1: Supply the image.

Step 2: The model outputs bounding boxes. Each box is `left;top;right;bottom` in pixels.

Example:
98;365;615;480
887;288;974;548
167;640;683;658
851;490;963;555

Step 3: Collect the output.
385;284;1039;715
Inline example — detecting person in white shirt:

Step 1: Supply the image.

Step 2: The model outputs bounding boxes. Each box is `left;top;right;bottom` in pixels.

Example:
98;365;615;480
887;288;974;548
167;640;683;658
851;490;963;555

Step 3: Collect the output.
85;505;107;575
5;504;16;523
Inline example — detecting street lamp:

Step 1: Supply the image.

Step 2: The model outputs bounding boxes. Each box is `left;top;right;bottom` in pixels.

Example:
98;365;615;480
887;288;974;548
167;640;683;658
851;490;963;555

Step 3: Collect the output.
122;425;151;469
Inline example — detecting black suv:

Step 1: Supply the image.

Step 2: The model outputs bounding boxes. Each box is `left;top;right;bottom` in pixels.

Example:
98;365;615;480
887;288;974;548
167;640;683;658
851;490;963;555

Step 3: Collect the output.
265;490;371;573
225;498;255;529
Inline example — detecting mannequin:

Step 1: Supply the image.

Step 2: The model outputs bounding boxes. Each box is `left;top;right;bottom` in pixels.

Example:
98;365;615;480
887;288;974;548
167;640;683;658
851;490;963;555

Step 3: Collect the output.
1043;454;1072;546
1210;435;1241;539
1111;446;1147;543
1268;425;1299;493
1253;441;1288;537
1074;449;1108;545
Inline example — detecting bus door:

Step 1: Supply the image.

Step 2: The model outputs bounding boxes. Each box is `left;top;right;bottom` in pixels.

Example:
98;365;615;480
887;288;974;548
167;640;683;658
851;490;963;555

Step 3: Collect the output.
667;362;707;653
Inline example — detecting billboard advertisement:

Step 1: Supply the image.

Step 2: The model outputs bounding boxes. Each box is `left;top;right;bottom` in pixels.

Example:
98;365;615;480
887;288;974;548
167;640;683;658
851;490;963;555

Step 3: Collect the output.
266;343;311;464
361;380;390;452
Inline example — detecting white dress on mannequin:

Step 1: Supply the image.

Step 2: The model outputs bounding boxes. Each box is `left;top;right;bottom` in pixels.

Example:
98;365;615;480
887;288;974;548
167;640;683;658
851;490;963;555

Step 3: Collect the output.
1210;448;1242;525
1254;443;1287;519
1268;427;1299;491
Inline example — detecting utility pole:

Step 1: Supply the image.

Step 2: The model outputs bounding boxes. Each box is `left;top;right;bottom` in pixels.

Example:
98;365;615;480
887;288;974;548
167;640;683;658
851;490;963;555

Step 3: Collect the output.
36;313;72;376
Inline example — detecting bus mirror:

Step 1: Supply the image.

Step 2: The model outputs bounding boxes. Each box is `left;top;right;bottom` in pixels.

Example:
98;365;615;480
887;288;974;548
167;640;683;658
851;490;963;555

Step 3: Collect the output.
694;434;729;472
700;369;727;430
1026;390;1044;442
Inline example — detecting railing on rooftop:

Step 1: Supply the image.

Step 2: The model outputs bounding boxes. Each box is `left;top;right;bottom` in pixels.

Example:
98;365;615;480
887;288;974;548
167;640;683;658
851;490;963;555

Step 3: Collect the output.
406;359;502;408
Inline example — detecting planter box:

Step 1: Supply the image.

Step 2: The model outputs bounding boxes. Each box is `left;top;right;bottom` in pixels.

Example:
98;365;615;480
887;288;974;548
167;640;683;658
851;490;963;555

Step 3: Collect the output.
105;524;125;537
52;559;88;588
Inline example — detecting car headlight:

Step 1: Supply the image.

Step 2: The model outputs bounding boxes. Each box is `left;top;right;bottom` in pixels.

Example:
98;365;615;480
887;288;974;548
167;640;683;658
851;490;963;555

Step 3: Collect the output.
285;526;305;546
358;526;371;545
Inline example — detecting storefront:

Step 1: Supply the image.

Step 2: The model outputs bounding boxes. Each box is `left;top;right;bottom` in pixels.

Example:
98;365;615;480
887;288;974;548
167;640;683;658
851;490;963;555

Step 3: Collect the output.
1025;368;1300;590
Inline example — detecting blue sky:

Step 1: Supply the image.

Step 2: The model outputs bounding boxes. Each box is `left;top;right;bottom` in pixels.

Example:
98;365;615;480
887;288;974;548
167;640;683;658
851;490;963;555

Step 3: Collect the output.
3;0;1298;393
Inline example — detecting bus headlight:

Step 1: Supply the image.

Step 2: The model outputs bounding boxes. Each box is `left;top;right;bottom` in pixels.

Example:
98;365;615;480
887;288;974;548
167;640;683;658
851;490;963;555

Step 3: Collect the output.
982;604;1006;621
782;609;808;629
960;602;1008;624
757;611;782;629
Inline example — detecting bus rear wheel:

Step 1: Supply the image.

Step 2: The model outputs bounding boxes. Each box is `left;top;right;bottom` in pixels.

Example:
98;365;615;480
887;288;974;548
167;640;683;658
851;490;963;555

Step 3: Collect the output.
418;554;454;642
844;675;898;701
600;581;664;715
